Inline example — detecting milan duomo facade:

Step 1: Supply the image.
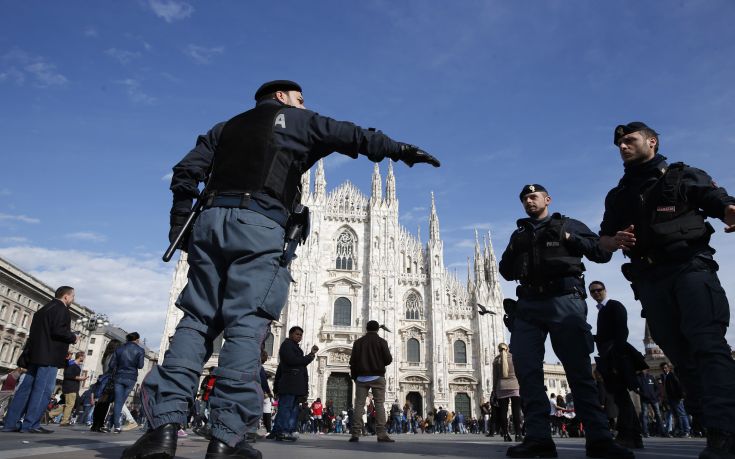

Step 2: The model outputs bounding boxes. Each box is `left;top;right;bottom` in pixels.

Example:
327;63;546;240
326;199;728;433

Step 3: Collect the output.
160;160;506;417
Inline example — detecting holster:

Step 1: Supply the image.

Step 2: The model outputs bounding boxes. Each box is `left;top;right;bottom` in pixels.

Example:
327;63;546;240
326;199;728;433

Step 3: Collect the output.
280;204;310;267
502;298;517;332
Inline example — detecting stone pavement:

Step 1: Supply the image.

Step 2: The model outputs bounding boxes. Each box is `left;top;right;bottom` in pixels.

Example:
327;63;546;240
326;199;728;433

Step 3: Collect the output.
0;427;707;459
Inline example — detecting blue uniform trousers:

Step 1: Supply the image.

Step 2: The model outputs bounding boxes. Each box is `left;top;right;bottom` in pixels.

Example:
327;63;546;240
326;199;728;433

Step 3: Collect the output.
510;292;611;441
635;258;735;433
141;207;292;447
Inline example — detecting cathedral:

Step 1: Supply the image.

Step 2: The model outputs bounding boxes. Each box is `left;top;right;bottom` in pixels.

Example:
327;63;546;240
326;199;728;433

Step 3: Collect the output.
160;160;507;418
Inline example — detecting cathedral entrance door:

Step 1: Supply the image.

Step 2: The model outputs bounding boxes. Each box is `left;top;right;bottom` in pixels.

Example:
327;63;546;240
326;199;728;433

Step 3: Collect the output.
454;392;471;417
406;392;423;416
326;372;352;414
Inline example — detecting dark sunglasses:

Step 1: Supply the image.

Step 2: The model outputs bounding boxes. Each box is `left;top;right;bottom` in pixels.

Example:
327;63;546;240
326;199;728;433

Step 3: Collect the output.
589;288;605;293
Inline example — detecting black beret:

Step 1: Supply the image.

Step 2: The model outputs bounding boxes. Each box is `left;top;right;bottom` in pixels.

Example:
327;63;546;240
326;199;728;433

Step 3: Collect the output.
613;121;656;146
254;80;302;101
366;320;380;332
519;184;547;200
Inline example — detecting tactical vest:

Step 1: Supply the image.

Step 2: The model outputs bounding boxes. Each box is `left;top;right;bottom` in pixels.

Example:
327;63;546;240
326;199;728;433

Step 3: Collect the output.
208;102;304;211
631;162;712;261
509;213;584;284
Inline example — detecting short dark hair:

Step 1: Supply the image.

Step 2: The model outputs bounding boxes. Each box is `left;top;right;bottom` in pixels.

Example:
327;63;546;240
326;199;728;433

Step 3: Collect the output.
589;281;605;290
289;326;304;335
55;286;74;299
75;351;85;359
640;127;660;153
126;332;140;342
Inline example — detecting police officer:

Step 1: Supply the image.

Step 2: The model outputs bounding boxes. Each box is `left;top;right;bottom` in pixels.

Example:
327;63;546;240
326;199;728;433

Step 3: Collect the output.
499;185;632;459
121;80;440;459
598;121;735;459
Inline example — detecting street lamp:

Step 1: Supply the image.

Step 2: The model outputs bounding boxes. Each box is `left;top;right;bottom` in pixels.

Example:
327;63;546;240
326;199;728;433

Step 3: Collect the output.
76;313;110;331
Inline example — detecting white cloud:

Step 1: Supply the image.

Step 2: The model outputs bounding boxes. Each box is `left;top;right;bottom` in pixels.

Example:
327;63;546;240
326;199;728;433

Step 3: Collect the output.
83;26;98;38
148;0;194;22
0;246;174;350
116;78;156;105
0;189;12;196
105;48;142;64
0;212;40;224
184;44;224;65
161;172;173;181
65;232;107;243
0;49;67;88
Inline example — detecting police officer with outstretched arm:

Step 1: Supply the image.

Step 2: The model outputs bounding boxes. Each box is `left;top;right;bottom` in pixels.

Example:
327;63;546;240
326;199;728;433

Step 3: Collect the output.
498;185;633;459
598;121;735;459
122;80;439;459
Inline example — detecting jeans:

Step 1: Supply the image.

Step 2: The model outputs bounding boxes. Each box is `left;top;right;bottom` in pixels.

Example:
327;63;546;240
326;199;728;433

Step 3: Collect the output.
271;394;299;434
1;364;57;432
113;380;135;429
667;399;690;434
390;415;401;433
80;404;94;425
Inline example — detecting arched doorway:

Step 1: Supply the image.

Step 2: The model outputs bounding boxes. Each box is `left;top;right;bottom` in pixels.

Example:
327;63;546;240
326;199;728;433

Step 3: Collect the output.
406;392;423;416
454;392;471;417
326;372;353;414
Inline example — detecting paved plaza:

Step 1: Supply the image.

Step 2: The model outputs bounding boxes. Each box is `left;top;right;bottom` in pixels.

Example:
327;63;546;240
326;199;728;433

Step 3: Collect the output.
0;427;707;459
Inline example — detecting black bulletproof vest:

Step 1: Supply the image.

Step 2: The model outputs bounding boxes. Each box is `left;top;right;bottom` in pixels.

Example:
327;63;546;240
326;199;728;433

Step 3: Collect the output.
632;162;711;260
510;213;585;284
208;103;303;210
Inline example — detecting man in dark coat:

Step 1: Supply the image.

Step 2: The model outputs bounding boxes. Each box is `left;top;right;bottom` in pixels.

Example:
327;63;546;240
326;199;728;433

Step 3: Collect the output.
660;363;690;437
590;281;645;449
2;286;78;433
268;326;317;441
348;320;393;443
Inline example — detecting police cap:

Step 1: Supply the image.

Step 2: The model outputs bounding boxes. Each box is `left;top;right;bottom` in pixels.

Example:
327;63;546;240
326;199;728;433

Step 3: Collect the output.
366;320;380;332
519;184;547;200
613;121;656;146
254;80;302;101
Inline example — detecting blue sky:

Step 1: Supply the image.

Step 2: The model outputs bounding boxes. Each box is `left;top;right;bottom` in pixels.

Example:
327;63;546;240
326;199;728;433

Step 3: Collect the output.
1;0;734;358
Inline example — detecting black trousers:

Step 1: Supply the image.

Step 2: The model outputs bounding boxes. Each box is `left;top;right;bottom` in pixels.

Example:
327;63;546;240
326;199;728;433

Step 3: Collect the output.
498;396;522;435
636;258;735;433
262;413;272;432
610;386;641;439
91;401;111;431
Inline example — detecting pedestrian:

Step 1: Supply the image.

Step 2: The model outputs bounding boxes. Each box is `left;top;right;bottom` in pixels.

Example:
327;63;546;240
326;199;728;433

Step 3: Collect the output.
590;281;646;449
499;185;631;458
492;342;522;442
598;121;735;459
268;326;317;441
123;79;439;459
660;363;690;437
348;320;394;443
78;383;96;426
389;399;402;434
259;350;273;434
636;369;664;438
1;286;78;434
0;368;24;419
58;351;87;426
109;332;144;433
311;398;323;434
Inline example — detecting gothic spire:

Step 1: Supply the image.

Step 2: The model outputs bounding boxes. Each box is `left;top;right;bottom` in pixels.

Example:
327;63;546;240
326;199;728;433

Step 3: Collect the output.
300;168;311;201
371;163;382;203
429;191;440;242
385;161;396;204
314;159;326;200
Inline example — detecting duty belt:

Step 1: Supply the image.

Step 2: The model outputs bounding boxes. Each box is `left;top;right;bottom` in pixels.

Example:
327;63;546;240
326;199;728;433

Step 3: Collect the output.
204;192;288;228
516;277;584;299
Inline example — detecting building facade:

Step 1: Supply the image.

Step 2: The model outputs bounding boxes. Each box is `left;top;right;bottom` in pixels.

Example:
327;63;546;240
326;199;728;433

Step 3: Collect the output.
0;256;95;377
160;161;508;417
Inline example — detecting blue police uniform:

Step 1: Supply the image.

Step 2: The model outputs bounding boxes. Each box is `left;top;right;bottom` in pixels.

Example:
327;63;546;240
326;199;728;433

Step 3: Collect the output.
127;83;438;459
600;152;735;439
499;209;619;453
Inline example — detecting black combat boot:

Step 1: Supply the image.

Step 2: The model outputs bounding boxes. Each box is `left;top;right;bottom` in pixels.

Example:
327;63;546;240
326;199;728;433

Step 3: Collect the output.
506;436;558;458
585;438;635;459
205;439;262;459
120;423;178;459
699;429;735;459
615;433;644;449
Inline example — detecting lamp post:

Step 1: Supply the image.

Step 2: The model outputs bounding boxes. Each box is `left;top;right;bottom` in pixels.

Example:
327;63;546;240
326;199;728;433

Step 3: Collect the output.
76;314;110;331
75;314;110;389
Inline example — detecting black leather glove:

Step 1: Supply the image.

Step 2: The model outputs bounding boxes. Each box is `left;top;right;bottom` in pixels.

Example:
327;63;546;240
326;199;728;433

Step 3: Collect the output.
169;212;191;251
396;143;441;167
